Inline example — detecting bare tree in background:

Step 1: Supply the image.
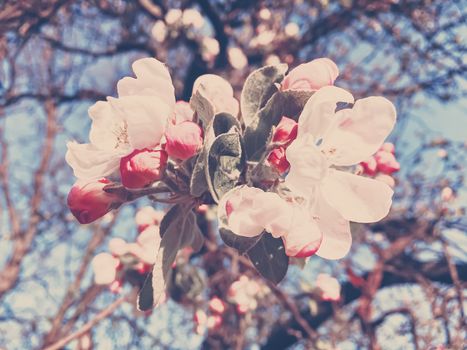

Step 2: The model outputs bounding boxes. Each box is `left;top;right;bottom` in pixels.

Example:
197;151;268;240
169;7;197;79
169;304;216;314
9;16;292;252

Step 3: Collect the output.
0;0;465;349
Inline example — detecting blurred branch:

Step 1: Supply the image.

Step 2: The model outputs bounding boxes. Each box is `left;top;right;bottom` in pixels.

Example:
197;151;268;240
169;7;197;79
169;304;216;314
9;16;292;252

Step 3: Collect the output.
44;295;127;350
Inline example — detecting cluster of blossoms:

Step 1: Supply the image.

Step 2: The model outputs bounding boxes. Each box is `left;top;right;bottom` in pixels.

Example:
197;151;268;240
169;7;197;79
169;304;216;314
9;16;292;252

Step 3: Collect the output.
315;273;341;302
193;276;268;334
151;7;248;69
66;59;237;224
90;206;166;298
194;297;226;334
228;275;268;313
219;57;396;260
66;55;397;306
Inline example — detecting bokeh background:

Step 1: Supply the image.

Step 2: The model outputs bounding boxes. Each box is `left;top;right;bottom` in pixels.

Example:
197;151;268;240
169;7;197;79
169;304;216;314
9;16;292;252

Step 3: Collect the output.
0;1;466;349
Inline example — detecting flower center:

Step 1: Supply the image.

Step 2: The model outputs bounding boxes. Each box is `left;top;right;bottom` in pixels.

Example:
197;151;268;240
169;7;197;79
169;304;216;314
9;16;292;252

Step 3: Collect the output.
113;121;129;149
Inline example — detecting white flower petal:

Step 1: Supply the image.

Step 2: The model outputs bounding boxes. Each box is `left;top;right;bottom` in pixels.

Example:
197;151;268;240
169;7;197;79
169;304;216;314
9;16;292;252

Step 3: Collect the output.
218;186;265;237
315;192;352;260
254;193;294;237
321;170;394;223
66;141;125;180
218;186;293;238
285;133;328;197
297;86;354;139
88;100;122;150
282;206;322;257
108;96;170;150
117;58;176;108
321;96;397;166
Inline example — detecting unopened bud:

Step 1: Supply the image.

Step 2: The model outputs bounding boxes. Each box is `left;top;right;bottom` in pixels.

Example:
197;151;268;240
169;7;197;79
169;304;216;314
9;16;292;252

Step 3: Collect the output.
67;179;121;224
120;148;168;189
165;121;203;160
267;147;290;174
282;58;339;91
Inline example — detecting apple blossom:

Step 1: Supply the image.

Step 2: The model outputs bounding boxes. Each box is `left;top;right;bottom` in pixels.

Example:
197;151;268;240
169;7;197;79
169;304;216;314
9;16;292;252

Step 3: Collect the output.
182;9;204;29
284;22;300;37
66;58;175;180
109;279;123;294
441;187;454;202
125;225;162;264
165;8;182;25
91;253;120;285
67;178;122;224
192;74;239;116
164;121;203;160
151;20;167;42
108;237;129;256
228;276;261;313
282;58;339;92
120;148;168;189
135;206;165;232
208;297;226;314
206;315;222;330
201;37;220;61
227;47;248;70
315;273;341;301
285;86;396;259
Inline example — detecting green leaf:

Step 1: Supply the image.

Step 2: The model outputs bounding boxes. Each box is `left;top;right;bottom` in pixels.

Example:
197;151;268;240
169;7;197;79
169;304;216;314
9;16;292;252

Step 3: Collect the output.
190;113;240;198
190;87;215;125
187;211;205;253
137;272;154;311
212;112;241;136
206;132;245;202
247;232;289;284
219;227;262;254
137;205;195;311
190;152;209;197
241;64;288;126
244;90;313;161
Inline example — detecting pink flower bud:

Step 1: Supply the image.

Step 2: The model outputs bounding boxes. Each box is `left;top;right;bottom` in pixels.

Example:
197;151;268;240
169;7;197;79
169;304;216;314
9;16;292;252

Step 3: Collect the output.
282;58;339;91
206;315;222;330
272;117;298;145
441;187;454;202
375;150;400;174
120;148;168;189
135;206;165;233
316;273;341;301
172;100;194;124
360;156;378;176
135;262;152;274
91;253;120;285
209;297;226;314
380;142;395;154
164;121;203;160
267;146;290;174
194;309;207;325
109;279;123;294
67;179;121;224
108;238;129;256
